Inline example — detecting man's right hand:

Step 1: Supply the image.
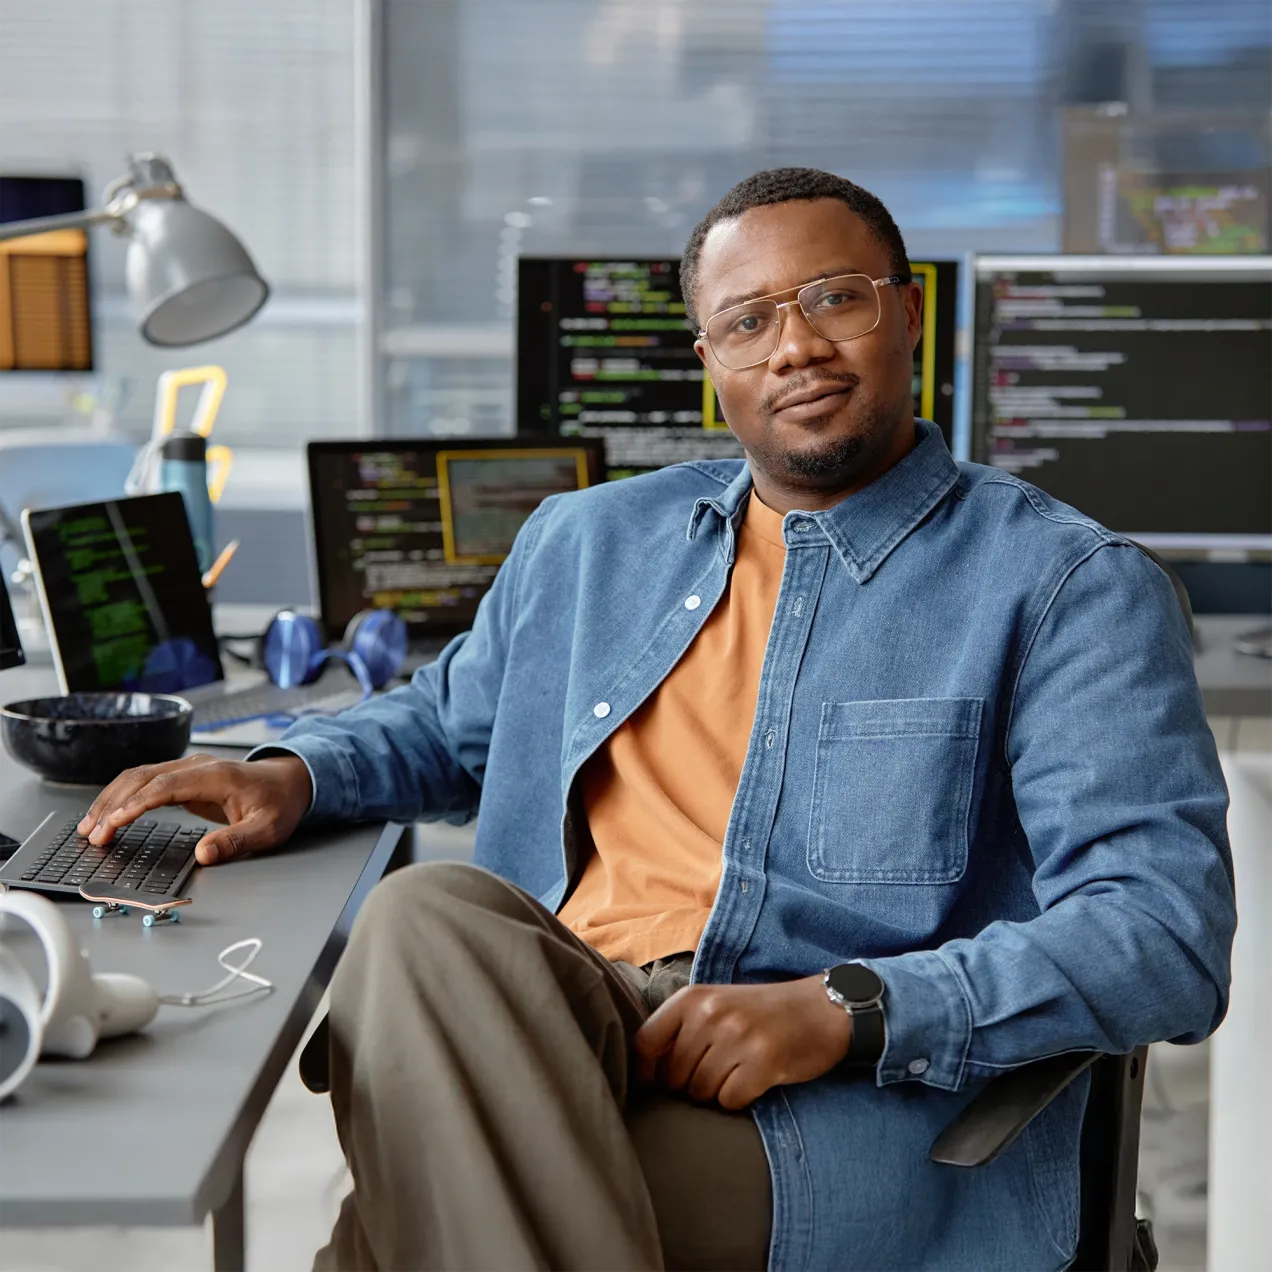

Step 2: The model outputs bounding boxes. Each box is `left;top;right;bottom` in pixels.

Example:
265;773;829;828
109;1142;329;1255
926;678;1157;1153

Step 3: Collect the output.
77;753;313;866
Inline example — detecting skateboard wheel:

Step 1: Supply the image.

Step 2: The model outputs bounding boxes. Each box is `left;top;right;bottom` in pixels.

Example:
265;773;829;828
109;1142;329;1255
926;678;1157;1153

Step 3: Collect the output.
93;905;105;919
143;913;155;927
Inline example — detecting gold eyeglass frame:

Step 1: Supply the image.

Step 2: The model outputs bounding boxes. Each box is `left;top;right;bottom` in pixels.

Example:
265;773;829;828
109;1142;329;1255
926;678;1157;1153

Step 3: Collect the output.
698;272;910;370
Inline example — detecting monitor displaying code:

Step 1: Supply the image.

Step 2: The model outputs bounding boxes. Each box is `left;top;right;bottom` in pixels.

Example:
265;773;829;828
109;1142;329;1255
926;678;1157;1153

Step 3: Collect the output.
307;439;605;641
517;256;957;477
437;449;592;565
26;493;221;693
972;257;1272;553
0;175;93;372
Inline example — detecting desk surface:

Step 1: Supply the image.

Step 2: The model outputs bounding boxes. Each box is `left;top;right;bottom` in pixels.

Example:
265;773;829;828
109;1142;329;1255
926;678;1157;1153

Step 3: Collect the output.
0;664;403;1228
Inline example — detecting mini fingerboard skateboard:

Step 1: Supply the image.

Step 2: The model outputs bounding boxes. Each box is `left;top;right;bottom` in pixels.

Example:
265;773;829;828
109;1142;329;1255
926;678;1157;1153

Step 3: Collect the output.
80;884;194;927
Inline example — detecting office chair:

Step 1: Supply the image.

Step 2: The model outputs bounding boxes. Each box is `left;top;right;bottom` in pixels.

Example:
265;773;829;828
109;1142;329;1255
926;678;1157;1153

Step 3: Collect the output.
930;1047;1156;1271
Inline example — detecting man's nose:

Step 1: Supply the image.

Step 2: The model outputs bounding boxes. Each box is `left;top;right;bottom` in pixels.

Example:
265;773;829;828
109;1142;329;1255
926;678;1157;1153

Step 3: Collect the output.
767;301;836;371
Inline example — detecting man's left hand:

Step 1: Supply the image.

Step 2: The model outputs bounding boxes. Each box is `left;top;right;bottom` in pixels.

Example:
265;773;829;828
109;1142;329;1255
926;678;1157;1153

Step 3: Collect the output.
633;974;854;1110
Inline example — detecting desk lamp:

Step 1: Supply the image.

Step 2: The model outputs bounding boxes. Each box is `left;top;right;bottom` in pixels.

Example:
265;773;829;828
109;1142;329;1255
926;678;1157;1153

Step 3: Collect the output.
0;153;269;346
0;152;270;610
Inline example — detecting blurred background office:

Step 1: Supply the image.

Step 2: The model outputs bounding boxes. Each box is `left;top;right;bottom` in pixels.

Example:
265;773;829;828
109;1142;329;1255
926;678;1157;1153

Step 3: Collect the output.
3;0;1269;444
0;3;1268;1270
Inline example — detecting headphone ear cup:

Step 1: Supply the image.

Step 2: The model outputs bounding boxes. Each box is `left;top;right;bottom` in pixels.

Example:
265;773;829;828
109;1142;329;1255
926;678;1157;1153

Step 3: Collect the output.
262;611;326;688
344;609;407;688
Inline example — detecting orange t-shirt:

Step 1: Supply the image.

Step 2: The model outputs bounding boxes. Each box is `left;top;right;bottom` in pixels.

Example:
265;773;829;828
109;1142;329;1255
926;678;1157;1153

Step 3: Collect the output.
558;490;788;965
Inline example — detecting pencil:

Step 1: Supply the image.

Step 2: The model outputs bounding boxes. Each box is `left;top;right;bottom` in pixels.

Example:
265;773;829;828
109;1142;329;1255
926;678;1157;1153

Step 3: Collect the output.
202;539;240;589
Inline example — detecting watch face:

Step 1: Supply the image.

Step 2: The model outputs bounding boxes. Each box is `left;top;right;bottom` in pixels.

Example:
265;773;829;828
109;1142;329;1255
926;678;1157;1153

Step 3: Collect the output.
828;963;884;1007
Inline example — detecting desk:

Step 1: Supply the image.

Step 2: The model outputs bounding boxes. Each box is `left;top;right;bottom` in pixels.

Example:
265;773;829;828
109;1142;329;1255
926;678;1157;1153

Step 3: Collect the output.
0;663;406;1271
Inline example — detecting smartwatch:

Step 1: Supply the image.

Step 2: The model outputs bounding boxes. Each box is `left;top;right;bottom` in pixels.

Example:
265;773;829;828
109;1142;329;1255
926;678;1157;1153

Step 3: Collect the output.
823;963;886;1065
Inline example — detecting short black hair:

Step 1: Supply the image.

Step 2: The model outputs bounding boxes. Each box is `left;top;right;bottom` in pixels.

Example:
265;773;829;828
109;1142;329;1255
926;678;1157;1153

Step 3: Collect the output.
680;167;910;328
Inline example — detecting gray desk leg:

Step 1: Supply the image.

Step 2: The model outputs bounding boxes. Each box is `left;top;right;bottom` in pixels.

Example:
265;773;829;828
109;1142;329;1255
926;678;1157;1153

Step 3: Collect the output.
212;1164;246;1272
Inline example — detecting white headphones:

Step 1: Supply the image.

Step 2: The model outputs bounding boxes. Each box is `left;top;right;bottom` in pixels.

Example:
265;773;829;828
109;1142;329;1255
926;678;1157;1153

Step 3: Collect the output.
0;891;272;1101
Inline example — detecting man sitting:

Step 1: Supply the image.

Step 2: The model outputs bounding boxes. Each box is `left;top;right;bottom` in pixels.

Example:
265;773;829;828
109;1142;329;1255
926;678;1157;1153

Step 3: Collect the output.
80;167;1234;1272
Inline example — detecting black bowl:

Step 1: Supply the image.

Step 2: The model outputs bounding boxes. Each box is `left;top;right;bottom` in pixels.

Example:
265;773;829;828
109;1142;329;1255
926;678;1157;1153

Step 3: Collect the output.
1;693;193;786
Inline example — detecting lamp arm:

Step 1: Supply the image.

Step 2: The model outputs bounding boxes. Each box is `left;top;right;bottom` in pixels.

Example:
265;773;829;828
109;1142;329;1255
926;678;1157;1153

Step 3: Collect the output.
0;207;121;242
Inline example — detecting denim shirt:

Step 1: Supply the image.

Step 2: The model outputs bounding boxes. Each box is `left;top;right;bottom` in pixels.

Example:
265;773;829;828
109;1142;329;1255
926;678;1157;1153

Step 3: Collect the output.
264;421;1234;1271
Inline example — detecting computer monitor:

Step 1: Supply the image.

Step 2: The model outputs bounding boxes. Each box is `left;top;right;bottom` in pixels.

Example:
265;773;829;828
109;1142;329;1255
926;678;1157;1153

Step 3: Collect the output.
517;256;958;477
0;175;93;372
971;256;1272;555
22;492;223;694
307;437;607;643
1;572;24;670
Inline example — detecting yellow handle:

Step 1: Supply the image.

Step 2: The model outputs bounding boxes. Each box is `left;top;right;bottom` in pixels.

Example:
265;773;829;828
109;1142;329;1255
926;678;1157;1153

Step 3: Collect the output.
205;444;234;504
152;365;227;439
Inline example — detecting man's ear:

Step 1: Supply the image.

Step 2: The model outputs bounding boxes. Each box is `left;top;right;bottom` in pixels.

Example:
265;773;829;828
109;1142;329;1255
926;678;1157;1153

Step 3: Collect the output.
904;281;923;352
693;336;709;366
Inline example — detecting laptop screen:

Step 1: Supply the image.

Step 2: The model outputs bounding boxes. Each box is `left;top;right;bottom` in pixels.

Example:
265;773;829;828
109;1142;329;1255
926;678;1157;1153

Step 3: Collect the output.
24;492;223;694
308;438;606;642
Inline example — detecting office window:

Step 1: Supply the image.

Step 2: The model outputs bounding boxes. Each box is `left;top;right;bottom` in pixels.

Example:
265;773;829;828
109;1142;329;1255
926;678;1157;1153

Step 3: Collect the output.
0;0;357;447
379;0;1270;439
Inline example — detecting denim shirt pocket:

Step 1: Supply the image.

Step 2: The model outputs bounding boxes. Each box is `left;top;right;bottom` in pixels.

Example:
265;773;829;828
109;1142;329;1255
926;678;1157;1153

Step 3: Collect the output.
807;697;983;884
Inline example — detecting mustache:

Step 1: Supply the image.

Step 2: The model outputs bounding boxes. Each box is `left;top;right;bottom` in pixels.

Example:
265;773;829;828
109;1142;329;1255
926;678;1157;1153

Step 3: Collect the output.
761;372;860;416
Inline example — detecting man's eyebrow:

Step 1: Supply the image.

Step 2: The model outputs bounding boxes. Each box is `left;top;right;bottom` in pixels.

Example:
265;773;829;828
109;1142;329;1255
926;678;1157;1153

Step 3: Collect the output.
709;266;865;316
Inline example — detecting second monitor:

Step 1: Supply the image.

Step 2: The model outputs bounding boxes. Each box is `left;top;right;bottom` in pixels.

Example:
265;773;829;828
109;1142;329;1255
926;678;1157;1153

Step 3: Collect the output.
517;256;958;477
972;255;1272;555
307;437;606;645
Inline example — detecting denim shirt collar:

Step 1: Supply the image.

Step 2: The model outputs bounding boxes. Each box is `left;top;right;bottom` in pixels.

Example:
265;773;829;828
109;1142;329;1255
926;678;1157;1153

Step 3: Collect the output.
686;419;959;583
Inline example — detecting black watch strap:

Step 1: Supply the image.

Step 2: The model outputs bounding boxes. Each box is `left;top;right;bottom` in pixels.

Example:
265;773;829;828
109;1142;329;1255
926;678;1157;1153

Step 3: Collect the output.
825;964;886;1068
846;1004;885;1065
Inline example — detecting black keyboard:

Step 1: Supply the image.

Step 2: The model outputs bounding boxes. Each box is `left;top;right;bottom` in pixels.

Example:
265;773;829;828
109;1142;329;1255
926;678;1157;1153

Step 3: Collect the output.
0;814;205;900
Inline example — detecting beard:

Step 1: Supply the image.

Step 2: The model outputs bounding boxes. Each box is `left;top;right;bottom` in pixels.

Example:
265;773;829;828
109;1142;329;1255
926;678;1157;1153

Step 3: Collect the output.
746;385;903;488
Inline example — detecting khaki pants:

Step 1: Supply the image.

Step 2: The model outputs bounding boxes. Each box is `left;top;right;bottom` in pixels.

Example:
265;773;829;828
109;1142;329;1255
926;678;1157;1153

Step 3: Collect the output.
313;861;772;1272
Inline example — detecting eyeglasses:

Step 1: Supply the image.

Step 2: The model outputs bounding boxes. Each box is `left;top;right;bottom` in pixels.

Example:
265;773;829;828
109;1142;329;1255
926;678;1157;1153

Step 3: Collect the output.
698;272;909;370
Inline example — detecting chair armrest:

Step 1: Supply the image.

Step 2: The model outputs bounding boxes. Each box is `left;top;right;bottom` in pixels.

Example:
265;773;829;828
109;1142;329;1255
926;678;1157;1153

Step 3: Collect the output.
929;1051;1101;1167
299;1013;331;1093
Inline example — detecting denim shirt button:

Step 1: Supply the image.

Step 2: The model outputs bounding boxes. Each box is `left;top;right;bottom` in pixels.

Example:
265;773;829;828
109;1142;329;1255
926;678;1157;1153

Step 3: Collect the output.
908;1058;930;1075
793;520;812;533
684;594;702;610
593;702;611;719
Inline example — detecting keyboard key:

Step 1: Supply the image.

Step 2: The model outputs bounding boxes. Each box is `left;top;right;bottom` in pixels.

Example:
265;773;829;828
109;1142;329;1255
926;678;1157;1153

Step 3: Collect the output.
147;844;194;873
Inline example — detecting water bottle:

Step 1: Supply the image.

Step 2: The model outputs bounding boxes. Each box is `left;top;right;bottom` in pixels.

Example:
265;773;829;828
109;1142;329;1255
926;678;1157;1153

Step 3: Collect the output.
160;432;214;573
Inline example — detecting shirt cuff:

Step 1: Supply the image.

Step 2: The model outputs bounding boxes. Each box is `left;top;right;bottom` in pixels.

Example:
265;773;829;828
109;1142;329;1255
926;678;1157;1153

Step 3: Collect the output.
243;737;361;822
857;949;973;1091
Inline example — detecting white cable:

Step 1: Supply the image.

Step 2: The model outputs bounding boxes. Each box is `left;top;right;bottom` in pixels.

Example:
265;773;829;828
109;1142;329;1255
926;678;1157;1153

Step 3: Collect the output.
158;937;274;1007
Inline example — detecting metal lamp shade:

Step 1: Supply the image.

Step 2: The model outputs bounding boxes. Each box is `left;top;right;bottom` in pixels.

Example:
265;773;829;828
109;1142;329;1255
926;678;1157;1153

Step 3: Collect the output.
126;198;269;346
